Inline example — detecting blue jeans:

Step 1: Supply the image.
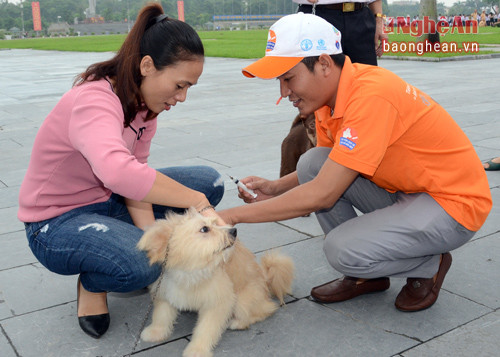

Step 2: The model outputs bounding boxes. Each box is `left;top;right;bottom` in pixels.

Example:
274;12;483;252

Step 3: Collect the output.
24;166;224;293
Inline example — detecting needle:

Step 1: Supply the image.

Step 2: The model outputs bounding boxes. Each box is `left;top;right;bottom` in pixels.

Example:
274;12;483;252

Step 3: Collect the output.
227;175;258;198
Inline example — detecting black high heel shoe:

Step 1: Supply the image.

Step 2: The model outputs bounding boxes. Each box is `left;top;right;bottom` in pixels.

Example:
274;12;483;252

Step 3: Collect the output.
77;276;110;339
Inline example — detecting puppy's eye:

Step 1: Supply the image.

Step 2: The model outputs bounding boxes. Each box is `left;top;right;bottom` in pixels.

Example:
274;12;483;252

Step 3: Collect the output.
200;226;210;233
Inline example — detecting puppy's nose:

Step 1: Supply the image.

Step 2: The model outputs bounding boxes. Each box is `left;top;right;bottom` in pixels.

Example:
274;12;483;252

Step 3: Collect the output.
229;228;237;239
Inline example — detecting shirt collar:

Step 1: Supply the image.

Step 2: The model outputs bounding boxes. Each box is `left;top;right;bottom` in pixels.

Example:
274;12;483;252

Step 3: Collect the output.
332;55;354;120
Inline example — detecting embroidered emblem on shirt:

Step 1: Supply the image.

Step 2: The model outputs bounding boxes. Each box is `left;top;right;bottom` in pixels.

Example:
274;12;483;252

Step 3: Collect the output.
339;127;358;150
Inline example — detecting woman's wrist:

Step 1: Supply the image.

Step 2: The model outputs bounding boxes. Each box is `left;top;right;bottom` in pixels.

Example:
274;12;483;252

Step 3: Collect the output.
198;205;215;214
193;193;211;213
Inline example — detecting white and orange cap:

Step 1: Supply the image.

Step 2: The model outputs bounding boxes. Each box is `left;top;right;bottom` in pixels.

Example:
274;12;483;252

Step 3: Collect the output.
242;12;342;79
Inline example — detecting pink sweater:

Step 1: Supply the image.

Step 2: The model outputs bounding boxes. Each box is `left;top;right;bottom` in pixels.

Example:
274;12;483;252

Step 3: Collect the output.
18;79;157;222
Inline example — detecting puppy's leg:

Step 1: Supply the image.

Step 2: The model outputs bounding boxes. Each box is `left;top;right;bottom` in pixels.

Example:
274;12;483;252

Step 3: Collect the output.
183;297;235;357
229;284;277;330
141;298;178;342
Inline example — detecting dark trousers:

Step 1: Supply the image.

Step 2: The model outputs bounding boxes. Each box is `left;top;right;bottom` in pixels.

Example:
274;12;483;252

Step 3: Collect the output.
298;4;377;66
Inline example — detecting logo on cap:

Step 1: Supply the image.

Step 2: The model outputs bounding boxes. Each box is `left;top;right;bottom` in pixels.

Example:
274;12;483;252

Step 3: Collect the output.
317;39;327;51
266;30;277;52
300;39;313;51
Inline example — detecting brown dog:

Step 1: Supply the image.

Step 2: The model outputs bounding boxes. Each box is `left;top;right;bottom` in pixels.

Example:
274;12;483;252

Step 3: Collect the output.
280;113;317;177
137;208;294;357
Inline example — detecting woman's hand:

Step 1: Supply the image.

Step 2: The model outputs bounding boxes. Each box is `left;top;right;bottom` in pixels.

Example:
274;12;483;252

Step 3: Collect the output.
198;205;227;226
238;176;276;203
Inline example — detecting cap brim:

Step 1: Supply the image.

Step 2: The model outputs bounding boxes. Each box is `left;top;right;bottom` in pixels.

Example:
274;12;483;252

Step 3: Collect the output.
242;56;304;79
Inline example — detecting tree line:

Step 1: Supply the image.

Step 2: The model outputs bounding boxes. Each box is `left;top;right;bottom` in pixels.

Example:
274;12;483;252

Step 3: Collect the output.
0;0;498;35
0;0;297;34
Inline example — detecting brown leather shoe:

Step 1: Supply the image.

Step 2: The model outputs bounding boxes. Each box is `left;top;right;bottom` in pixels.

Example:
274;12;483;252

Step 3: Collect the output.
310;276;390;303
395;252;452;312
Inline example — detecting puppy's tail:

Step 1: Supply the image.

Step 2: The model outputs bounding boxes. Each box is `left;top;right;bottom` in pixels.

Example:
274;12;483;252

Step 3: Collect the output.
260;251;294;305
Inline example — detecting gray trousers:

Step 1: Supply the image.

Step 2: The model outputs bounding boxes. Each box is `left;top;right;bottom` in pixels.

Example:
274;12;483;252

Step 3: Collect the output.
296;147;475;279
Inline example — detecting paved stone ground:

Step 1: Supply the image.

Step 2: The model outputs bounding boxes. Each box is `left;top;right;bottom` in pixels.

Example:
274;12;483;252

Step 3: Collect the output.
0;49;498;357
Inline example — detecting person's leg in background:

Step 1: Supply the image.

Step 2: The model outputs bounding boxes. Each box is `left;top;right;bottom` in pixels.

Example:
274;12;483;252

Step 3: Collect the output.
297;5;377;65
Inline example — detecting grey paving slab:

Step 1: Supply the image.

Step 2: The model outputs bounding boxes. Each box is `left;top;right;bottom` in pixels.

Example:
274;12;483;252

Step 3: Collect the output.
134;338;189;356
0;49;499;357
0;263;75;316
149;130;237;163
320;283;492;342
462;116;500;140
0;168;29;190
1;295;197;357
477;136;500;150
401;310;500;357
0;230;36;271
278;214;325;238
0;331;16;357
270;236;340;299
212;299;418;357
0;289;12;321
444;232;500;309
0;206;24;234
474;187;500;239
0;156;30;177
0;137;31;158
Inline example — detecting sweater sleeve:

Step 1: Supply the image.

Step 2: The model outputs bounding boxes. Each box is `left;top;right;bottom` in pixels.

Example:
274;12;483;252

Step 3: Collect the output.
68;84;156;201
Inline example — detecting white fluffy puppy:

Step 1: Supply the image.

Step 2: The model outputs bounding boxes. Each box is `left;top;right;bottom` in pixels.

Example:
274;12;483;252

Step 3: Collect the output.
137;207;294;357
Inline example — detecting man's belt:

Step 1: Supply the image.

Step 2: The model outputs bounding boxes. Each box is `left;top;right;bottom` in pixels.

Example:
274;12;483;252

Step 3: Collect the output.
307;2;366;12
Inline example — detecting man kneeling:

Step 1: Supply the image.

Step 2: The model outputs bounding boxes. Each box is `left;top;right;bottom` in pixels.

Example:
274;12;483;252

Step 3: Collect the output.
218;12;492;312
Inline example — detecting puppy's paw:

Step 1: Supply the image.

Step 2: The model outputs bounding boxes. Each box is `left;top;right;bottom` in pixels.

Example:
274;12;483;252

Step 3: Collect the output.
183;343;213;357
228;318;249;330
140;324;171;342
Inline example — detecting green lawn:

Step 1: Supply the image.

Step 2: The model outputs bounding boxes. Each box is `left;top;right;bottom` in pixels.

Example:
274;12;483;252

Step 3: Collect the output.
198;30;267;58
1;26;499;59
0;34;126;52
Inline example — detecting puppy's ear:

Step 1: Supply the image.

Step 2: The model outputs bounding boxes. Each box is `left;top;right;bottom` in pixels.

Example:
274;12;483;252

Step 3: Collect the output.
137;220;172;265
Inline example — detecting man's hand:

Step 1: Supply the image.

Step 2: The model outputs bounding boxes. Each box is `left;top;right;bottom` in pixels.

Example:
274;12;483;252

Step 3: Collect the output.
238;176;276;203
369;0;387;58
375;19;388;57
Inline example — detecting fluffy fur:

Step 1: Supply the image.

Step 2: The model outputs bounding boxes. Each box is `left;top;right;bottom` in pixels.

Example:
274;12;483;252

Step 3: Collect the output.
137;207;294;357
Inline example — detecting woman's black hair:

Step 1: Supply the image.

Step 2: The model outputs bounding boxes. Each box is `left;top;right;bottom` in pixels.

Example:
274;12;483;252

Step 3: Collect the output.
140;13;204;71
74;3;204;127
301;54;345;72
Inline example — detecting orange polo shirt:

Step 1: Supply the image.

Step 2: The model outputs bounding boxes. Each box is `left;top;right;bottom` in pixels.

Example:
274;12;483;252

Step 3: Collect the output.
315;57;491;231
